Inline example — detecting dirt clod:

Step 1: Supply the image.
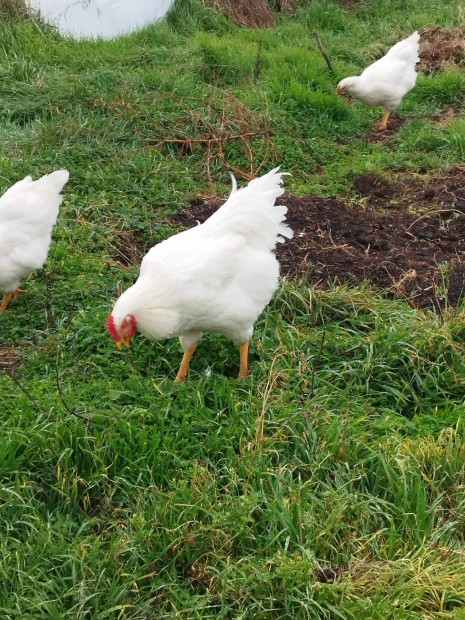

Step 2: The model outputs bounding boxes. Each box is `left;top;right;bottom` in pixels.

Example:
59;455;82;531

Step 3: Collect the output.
314;564;347;583
353;174;394;200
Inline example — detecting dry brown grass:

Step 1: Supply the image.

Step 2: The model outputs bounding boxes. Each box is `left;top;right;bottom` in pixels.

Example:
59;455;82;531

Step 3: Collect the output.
278;0;302;13
141;89;277;184
0;344;28;373
0;0;27;20
204;0;303;26
204;0;275;27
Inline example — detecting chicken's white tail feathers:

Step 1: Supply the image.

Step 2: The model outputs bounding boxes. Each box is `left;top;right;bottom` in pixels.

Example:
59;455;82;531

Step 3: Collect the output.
33;169;70;195
386;31;420;64
203;167;293;251
0;176;32;200
229;172;238;196
1;169;69;201
0;169;69;231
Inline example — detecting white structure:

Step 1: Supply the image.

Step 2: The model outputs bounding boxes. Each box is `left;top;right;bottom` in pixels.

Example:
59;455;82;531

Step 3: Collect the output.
27;0;175;39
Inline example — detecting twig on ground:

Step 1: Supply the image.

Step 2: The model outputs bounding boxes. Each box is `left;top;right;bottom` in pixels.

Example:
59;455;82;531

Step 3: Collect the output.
140;89;277;185
147;129;271;147
4;369;49;415
312;29;334;74
406;208;465;232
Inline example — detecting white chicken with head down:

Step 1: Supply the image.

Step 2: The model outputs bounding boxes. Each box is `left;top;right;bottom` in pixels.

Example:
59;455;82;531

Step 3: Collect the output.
106;167;292;381
337;31;420;130
0;170;69;312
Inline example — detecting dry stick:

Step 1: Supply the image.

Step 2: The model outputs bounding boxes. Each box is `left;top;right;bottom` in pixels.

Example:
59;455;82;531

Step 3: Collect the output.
144;129;271;146
4;369;48;415
143;85;277;181
55;346;82;418
253;41;263;80
406;208;465;232
217;137;256;180
309;330;326;399
255;358;281;447
312;29;334;74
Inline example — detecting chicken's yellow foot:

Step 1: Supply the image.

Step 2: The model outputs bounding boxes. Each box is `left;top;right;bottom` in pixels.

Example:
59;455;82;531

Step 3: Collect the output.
376;110;391;131
175;343;197;382
1;288;23;312
238;342;249;379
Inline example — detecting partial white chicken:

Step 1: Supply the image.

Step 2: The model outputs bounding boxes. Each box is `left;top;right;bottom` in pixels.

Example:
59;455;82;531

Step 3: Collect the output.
337;31;420;130
106;168;292;381
0;170;69;311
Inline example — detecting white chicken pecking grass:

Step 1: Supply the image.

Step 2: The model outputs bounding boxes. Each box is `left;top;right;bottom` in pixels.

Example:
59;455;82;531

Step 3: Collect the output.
337;31;420;131
0;170;69;312
106;167;293;381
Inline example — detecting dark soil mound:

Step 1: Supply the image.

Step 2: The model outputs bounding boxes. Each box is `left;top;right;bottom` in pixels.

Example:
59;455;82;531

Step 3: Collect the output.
419;27;465;73
168;168;465;309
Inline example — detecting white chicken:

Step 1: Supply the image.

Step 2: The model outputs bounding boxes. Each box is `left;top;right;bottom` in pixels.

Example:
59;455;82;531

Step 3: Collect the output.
337;31;420;130
0;170;69;311
106;168;292;381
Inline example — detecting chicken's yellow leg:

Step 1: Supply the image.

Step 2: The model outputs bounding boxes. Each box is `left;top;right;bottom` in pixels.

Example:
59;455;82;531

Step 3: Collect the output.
175;343;197;382
376;109;391;131
238;342;249;379
1;288;24;312
1;293;13;312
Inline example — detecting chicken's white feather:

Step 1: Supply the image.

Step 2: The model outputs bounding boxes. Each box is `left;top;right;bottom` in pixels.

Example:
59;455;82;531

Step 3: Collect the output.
229;172;238;196
337;31;420;112
110;168;292;361
202;167;292;249
0;170;69;294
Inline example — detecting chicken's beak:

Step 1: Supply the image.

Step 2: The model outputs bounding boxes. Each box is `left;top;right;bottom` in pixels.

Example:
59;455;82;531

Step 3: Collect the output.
115;336;132;350
336;85;343;95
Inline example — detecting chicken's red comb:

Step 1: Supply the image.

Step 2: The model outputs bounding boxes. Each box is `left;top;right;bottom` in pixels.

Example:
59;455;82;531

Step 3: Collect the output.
106;315;119;341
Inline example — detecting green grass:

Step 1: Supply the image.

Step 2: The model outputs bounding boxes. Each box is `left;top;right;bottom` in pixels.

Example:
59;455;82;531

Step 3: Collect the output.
1;0;465;617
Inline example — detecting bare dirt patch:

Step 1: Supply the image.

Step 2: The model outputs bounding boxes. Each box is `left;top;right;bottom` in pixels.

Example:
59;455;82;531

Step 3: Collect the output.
352;166;465;213
419;27;465;74
364;114;407;144
430;106;462;128
167;168;465;309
